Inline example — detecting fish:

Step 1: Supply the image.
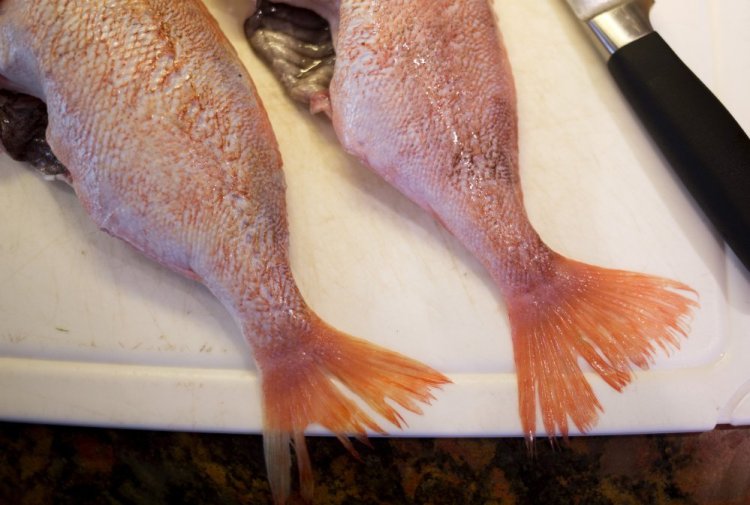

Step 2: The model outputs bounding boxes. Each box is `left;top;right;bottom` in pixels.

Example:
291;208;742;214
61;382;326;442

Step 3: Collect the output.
0;1;449;503
0;89;69;180
246;0;335;114
245;0;697;441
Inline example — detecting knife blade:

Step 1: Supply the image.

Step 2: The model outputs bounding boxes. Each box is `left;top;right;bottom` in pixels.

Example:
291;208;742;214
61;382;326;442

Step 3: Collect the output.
562;0;750;271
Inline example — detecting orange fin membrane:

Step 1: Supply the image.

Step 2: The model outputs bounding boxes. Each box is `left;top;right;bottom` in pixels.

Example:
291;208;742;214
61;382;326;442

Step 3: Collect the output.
506;254;697;441
259;316;449;504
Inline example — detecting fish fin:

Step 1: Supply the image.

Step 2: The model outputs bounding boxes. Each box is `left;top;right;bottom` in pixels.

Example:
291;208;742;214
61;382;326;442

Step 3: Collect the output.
258;316;450;504
506;254;697;441
309;90;331;118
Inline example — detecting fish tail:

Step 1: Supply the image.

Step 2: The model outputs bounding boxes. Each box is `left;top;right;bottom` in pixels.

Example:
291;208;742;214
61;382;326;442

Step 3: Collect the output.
505;253;697;441
256;315;450;504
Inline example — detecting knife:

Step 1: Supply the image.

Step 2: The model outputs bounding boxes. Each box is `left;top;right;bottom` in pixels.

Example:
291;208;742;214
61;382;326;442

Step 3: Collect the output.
562;0;750;271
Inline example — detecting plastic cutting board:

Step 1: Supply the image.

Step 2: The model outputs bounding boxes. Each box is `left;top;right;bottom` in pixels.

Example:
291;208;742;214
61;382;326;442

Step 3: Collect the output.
1;0;749;436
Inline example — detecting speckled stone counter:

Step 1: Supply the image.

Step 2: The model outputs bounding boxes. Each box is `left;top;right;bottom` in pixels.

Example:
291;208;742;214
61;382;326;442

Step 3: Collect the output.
1;422;749;504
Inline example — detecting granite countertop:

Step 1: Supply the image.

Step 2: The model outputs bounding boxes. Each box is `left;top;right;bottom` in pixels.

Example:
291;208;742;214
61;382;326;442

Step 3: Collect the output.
2;423;749;504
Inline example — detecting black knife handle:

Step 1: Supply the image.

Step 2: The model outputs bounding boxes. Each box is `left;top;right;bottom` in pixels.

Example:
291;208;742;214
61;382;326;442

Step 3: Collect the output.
608;31;750;271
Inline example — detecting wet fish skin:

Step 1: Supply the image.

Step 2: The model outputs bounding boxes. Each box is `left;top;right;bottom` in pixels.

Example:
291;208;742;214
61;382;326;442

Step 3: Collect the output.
0;1;448;503
250;0;696;441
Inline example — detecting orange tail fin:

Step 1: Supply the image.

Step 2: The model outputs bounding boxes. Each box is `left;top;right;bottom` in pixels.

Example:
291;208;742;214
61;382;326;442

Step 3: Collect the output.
256;315;449;504
506;253;697;441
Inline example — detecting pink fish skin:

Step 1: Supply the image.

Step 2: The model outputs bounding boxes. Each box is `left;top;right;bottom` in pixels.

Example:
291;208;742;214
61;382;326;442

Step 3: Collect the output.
262;0;697;440
0;1;448;503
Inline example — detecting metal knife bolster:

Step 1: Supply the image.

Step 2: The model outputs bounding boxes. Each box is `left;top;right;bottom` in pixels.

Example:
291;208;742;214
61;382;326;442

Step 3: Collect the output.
585;1;654;59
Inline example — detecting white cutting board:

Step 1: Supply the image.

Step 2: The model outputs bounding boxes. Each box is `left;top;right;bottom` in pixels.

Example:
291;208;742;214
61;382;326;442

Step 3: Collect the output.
1;0;748;436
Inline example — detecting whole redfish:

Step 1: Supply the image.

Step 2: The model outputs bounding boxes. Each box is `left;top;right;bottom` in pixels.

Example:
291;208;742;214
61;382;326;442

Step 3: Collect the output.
247;0;696;441
0;1;448;503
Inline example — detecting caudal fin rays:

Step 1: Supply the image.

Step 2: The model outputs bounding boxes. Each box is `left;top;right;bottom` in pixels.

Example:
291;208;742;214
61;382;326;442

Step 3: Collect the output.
507;254;697;441
258;315;450;503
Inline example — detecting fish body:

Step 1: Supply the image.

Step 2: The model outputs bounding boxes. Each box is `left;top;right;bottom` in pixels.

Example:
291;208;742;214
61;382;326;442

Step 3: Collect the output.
248;0;696;439
0;1;447;503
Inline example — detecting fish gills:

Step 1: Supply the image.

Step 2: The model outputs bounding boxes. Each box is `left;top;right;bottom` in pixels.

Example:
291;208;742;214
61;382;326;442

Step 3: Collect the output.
249;0;697;440
0;1;448;503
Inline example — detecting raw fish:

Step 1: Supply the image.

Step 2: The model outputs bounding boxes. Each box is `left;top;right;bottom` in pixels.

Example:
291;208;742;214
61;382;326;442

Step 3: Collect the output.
0;1;448;503
246;0;697;442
